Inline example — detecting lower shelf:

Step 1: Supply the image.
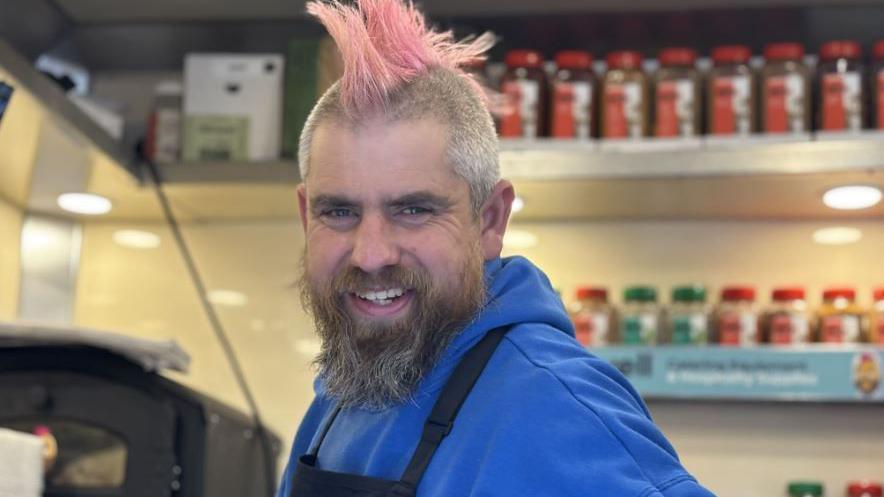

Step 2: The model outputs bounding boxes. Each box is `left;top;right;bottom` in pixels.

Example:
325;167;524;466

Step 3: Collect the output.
590;345;884;403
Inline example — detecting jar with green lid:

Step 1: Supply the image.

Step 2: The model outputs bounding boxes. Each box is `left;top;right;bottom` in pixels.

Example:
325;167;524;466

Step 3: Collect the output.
620;286;660;345
789;481;824;497
668;285;710;345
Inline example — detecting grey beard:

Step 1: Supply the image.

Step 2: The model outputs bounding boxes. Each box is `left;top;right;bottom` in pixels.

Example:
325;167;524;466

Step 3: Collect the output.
298;246;486;411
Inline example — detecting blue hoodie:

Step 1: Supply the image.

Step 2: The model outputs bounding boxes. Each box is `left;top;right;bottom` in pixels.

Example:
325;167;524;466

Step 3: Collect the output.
277;256;716;497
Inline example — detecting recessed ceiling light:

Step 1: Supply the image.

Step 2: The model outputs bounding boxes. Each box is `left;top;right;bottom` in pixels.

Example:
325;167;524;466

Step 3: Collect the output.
57;193;112;215
813;227;863;245
822;185;882;210
511;196;525;213
503;229;539;249
113;230;161;249
207;290;248;307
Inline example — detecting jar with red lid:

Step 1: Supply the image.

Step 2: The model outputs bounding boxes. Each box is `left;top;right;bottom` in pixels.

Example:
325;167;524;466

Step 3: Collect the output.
872;41;884;130
872;287;884;345
499;49;548;138
761;42;812;134
602;50;648;139
847;481;883;497
550;50;596;140
817;40;865;132
707;45;756;136
653;47;701;137
762;287;811;345
714;286;759;346
817;287;866;343
569;286;615;346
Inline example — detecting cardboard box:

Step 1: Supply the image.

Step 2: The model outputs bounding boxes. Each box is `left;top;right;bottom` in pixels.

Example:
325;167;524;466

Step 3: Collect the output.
183;53;284;161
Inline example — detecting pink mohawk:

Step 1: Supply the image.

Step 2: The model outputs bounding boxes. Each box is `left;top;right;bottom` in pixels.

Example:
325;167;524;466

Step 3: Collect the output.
306;0;495;113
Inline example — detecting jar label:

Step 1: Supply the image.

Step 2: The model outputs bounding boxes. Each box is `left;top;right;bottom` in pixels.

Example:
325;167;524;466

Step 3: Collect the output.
621;313;658;345
603;81;642;138
821;315;861;343
672;313;708;344
655;79;695;137
876;315;884;344
877;71;884;130
765;74;806;133
552;81;592;139
822;72;862;131
500;79;540;138
770;313;810;344
711;75;750;135
573;311;609;346
152;109;182;163
717;311;758;346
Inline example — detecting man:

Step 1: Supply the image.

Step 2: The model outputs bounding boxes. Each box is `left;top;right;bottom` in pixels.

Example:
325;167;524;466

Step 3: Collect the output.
278;0;716;495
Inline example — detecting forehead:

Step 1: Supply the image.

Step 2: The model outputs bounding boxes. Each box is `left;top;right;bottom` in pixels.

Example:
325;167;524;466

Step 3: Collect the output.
306;117;467;198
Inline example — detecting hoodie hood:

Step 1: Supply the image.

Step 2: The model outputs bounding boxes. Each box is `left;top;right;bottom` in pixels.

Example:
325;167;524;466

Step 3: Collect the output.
410;255;574;396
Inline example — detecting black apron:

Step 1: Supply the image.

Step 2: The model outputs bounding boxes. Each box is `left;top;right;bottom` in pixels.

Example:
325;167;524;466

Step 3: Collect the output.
288;327;510;497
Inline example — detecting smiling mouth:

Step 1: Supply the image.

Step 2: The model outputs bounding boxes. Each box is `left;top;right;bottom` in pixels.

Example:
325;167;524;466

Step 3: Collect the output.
348;287;414;318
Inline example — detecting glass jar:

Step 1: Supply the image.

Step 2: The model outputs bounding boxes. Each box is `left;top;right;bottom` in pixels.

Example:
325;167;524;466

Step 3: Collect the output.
653;47;701;137
499;49;548;139
570;286;614;346
817;287;866;343
789;481;824;497
707;45;756;136
146;80;183;164
762;287;811;345
550;50;596;140
668;285;709;345
714;286;759;346
602;50;648;139
874;288;884;345
817;40;865;132
848;481;883;497
619;286;660;345
872;41;884;130
761;42;811;134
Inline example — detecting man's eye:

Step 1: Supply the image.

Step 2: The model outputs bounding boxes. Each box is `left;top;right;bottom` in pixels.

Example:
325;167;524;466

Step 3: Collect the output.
323;208;355;218
400;206;432;216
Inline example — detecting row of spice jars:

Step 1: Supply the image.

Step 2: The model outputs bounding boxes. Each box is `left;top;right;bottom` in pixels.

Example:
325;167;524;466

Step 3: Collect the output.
788;480;882;497
568;285;884;347
496;40;884;140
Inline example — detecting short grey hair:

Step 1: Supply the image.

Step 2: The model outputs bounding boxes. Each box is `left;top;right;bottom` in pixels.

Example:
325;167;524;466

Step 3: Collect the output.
298;68;500;214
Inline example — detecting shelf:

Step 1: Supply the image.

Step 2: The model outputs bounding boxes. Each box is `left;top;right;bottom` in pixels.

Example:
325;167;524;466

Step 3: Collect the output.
500;137;884;220
591;345;884;404
118;136;884;222
157;160;300;184
0;40;132;176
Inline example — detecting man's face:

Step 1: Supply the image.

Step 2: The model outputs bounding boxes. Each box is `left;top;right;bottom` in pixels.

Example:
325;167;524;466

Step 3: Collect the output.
297;117;493;409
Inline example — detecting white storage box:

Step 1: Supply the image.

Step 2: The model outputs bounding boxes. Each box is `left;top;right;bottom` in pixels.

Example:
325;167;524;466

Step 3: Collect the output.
183;53;284;161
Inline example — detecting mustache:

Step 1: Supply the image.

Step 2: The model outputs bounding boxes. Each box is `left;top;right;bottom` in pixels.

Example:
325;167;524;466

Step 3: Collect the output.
328;265;433;295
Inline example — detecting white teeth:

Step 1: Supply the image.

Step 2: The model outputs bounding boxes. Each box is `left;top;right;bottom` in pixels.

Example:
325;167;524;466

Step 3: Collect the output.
356;287;404;302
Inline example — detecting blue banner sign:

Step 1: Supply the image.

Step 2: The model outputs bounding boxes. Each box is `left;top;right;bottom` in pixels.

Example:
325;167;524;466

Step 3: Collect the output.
591;345;884;402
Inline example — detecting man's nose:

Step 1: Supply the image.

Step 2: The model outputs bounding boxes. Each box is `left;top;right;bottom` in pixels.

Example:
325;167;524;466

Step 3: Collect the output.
349;212;400;273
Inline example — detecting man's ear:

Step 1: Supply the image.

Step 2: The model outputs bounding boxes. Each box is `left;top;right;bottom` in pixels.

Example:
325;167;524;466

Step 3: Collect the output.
479;180;515;260
297;183;309;234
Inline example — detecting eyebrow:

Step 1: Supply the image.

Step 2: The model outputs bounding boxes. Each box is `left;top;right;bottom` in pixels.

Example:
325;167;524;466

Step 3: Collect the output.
387;191;454;210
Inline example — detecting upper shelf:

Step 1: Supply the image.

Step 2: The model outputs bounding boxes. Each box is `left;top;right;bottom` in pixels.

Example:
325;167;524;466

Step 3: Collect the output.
0;40;131;175
146;135;884;222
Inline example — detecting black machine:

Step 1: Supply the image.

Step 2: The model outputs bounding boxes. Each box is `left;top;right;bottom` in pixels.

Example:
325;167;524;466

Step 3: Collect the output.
0;343;280;497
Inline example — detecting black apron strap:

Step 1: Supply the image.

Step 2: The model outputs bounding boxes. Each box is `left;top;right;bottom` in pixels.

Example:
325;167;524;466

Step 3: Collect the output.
309;404;343;457
388;326;510;496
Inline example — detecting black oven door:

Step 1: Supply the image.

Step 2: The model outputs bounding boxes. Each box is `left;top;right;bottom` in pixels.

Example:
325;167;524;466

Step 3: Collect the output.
0;347;178;497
